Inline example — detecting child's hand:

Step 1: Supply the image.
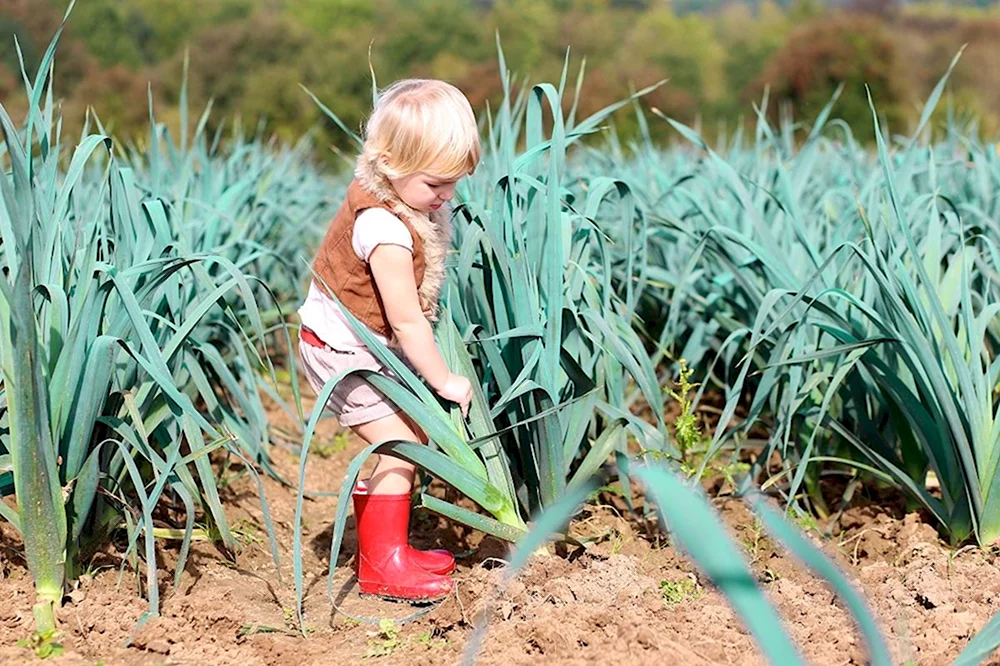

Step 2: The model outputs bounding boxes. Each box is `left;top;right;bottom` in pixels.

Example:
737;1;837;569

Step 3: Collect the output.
436;373;473;417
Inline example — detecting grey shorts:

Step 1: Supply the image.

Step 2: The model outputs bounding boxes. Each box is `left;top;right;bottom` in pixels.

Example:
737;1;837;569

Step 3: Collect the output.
298;331;405;427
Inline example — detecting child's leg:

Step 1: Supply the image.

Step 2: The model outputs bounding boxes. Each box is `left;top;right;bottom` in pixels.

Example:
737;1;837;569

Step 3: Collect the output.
352;411;427;495
349;410;456;597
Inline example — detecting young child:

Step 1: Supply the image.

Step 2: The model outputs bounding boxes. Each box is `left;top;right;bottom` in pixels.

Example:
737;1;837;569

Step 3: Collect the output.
297;79;479;602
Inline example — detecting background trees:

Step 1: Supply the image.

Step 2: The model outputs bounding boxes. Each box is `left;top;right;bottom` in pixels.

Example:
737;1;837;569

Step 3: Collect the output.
9;0;1000;166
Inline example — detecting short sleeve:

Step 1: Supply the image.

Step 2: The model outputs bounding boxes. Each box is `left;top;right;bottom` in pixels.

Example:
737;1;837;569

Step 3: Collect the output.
352;208;414;262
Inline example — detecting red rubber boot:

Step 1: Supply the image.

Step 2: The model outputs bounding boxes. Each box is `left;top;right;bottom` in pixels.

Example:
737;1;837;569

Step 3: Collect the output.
352;489;453;602
354;481;455;575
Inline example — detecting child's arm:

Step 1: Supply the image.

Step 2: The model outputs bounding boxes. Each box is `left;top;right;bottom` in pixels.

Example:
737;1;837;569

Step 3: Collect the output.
369;244;472;415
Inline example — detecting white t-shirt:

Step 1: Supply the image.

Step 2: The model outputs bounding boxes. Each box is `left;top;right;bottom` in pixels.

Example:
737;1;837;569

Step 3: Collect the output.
297;207;413;350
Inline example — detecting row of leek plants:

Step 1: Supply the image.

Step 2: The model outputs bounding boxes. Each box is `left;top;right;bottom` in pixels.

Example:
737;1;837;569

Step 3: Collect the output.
609;52;1000;546
0;9;333;638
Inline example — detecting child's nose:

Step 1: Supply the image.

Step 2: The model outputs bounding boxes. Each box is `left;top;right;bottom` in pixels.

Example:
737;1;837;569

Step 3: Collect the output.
441;185;455;200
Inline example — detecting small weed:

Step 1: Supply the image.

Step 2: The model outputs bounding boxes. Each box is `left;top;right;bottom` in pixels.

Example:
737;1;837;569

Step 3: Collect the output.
682;455;751;493
364;619;401;658
649;359;739;483
232;519;263;549
281;608;314;635
671;359;702;459
416;630;448;649
659;578;702;607
791;507;820;535
18;629;64;659
741;517;767;563
314;430;351;459
609;530;626;556
715;459;751;491
638;447;672;463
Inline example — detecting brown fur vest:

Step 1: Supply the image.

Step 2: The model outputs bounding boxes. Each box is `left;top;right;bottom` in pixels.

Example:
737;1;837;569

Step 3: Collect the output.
310;153;451;338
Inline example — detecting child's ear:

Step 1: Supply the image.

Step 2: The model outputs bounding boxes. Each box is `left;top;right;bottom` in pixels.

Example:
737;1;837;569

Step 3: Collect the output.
378;152;392;169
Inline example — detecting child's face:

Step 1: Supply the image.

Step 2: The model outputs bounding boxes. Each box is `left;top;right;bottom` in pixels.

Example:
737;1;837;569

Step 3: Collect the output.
388;172;459;213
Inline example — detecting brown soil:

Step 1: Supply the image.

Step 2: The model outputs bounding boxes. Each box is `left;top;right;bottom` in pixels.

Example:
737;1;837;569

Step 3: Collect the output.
1;385;999;665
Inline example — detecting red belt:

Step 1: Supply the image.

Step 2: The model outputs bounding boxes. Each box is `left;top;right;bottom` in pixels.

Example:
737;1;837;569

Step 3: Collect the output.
300;326;329;349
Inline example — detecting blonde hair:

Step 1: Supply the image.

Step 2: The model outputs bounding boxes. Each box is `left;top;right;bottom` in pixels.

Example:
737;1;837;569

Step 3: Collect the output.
363;79;480;180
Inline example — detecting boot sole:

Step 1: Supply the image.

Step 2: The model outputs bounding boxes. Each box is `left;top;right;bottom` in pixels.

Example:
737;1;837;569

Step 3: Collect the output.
358;592;449;605
355;565;454;575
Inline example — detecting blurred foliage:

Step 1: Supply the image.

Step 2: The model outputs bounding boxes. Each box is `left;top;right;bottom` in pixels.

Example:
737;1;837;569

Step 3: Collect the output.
3;0;998;167
751;15;912;132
